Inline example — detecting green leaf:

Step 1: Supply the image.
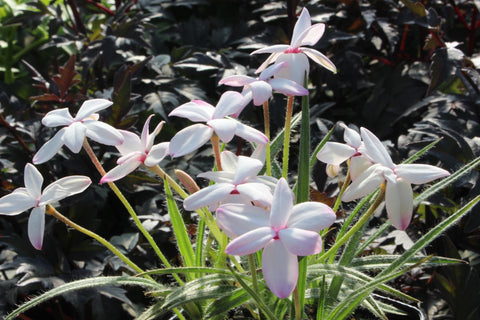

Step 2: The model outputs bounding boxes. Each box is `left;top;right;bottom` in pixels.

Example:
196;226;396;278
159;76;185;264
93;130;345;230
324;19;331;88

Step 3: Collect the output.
204;288;251;318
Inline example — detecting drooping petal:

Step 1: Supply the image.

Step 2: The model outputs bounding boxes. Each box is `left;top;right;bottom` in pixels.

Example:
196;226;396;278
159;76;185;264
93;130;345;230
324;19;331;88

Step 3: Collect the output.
360;127;395;168
28;206;45;250
262;239;298;298
395;164;450;184
220;151;238;172
339;123;362;148
40;176;91;205
100;159;143;183
0;192;36;215
279;228;323;256
225;227;275;256
270;178;294;229
269;78;308;97
24;164;43;199
62;122;87;153
316;142;357;166
251;45;290;55
236;182;273;207
219;75;255;87
84;120;124;146
301;48;337;74
290;8;312;48
274;53;310;85
342;164;385;202
298;23;325;47
183;183;235;211
349;155;372;181
234;121;268;145
169;124;213;157
251;144;267;164
169;100;215;122
116;130;142;155
254;52;283;74
144;142;169;167
212;91;247;119
32;128;67;164
41;108;74;127
75;99;113;121
232;156;263;184
248;81;273;106
117;151;143;165
216;204;270;238
288;202;336;232
258;61;287;81
386;178;413;230
207;118;236;143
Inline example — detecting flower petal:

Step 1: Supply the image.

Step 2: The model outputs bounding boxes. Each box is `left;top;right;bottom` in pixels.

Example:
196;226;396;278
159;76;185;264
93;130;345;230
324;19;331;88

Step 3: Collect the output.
219;75;255;86
28;206;45;250
169;100;215;122
316;142;356;166
207;118;236;143
301;48;337;73
270;178;294;229
288;202;336;232
269;78;308;97
33;128;66;164
262;239;298;298
291;8;312;48
274;53;310;85
395;164;450;184
40;176;91;205
251;45;290;55
212;91;247;119
24;164;43;199
298;23;325;47
360;127;395;168
183;183;235;211
84;120;124;146
75;99;113;120
216;203;270;238
144;142;169;167
279;228;323;256
339;123;361;148
198;170;235;184
342;164;385;202
41;108;74;127
220;151;238;172
100;159;143;184
116;130;142;155
259;61;287;80
169;124;213;157
350;155;373;181
254;52;283;74
0;192;36;215
225;226;274;256
63;122;87;153
386;178;413;230
234;121;268;145
236;182;273;207
232;156;263;184
248;81;272;106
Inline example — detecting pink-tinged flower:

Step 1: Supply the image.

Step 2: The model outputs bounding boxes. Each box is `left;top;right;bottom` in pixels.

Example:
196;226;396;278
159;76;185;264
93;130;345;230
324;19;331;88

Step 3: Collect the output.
216;178;336;298
33;99;124;164
0;164;91;250
342;128;450;230
316;123;372;180
183;151;276;211
168;91;268;158
251;7;336;85
219;62;308;107
100;115;169;183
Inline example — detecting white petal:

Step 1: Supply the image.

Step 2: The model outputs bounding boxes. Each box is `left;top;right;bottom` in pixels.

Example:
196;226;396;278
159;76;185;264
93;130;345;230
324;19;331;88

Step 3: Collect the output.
262;240;298;298
84;120;124;146
40;176;91;205
301;48;337;74
339;123;361;148
395;164;450;184
234;121;268;145
259;61;287;80
225;227;274;256
342;164;385;202
291;8;312;48
251;144;267;163
41;108;74;127
75;99;113;120
100;159;143;183
63;122;87;153
279;228;323;256
236;183;273;207
298;23;325;47
144;142;169;167
270;178;294;229
254;52;283;74
232;156;263;184
288;202;336;232
386;178;413;230
269;78;309;97
251;45;290;55
24;164;43;199
33;128;66;164
249;81;272;106
141;114;154;150
207;119;236;143
28;206;45;250
212;91;247;119
169;100;214;122
316;142;356;166
219;75;255;86
360;127;395;168
274;53;310;85
216;203;270;238
350;155;373;181
0;192;36;215
198;170;235;184
219;151;238;172
169;124;213;157
116;130;142;155
183;183;235;211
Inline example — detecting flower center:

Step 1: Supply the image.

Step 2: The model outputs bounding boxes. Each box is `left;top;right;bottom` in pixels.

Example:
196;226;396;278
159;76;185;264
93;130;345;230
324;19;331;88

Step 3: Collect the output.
284;47;302;54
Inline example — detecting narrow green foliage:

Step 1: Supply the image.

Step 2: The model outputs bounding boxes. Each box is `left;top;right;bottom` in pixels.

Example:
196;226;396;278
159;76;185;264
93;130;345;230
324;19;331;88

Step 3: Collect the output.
204;288;251;318
310;124;337;169
402;138;442;164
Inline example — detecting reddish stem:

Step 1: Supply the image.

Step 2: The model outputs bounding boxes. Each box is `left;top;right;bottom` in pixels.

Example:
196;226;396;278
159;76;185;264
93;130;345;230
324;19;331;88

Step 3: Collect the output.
84;0;115;16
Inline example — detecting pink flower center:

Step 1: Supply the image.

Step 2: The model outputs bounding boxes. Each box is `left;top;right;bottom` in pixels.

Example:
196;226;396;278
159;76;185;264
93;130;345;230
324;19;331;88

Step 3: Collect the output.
284;47;302;54
230;189;240;195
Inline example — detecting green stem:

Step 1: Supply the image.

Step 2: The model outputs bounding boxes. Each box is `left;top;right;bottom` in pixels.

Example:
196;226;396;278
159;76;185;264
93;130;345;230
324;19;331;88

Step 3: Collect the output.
46;205;151;279
149;165;188;198
82;140;183;285
293;286;301;320
248;254;259;293
263;101;272;176
282;96;294;178
332;164;351;213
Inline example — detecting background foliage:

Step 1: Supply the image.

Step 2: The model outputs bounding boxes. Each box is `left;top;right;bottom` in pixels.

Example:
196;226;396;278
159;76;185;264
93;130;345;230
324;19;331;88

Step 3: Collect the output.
0;0;479;318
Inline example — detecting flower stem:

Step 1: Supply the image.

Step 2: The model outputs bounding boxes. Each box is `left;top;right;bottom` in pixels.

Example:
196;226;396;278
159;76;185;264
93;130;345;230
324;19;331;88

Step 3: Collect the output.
293;286;302;320
82;140;184;285
282;96;294;178
149;165;189;199
263;101;272;176
248;254;259;293
332;164;351;213
320;183;386;262
211;134;223;171
45;205;151;280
